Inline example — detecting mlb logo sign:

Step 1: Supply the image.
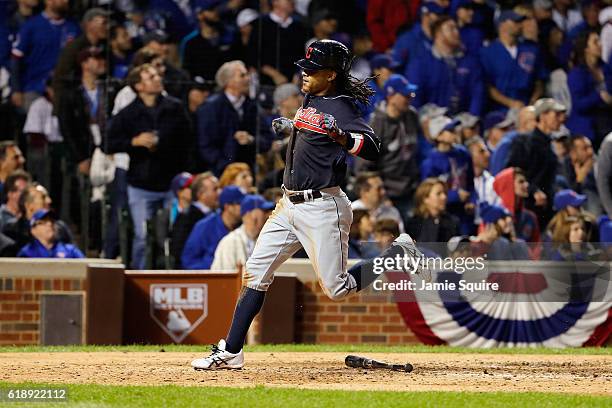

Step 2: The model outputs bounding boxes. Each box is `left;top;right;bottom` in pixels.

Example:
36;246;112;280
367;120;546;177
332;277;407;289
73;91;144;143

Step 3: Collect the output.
149;284;208;343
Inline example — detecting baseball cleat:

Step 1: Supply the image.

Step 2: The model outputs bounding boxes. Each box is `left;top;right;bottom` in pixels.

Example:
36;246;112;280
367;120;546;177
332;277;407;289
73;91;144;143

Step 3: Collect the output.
191;339;244;370
392;233;432;283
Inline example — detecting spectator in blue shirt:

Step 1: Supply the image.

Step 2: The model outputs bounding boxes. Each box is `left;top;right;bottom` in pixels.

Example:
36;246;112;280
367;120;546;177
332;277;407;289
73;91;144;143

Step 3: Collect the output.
480;10;546;112
364;54;398;117
10;0;79;110
182;185;244;270
407;15;484;116
17;209;84;259
109;23;133;79
566;31;612;146
454;0;485;57
392;2;446;74
421;115;476;235
490;105;536;175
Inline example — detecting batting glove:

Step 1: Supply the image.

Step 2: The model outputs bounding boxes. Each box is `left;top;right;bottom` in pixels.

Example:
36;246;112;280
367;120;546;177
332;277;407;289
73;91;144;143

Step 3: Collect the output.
272;117;294;136
320;113;345;142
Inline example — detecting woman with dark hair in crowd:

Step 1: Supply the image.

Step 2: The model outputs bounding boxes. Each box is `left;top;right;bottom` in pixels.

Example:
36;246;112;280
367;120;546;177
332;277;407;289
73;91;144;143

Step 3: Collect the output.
348;208;378;259
567;30;612;149
406;178;459;252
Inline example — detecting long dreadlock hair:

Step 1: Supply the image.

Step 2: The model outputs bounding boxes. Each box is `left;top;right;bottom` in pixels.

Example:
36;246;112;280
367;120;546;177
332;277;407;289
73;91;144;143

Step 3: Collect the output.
335;65;377;107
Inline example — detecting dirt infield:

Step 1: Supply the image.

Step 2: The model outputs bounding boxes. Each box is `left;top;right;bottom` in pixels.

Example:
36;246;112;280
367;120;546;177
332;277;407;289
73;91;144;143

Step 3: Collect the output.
1;352;610;394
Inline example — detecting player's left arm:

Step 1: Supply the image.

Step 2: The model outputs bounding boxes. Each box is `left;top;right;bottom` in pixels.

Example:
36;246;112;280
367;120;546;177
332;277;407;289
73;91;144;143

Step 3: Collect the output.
320;113;381;161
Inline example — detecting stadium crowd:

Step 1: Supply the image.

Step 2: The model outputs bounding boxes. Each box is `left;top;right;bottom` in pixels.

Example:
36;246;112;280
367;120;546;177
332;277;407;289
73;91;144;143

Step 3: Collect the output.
1;0;612;268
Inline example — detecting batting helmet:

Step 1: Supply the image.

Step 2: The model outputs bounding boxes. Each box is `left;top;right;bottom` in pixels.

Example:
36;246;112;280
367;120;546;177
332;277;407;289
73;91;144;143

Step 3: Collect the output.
295;39;352;73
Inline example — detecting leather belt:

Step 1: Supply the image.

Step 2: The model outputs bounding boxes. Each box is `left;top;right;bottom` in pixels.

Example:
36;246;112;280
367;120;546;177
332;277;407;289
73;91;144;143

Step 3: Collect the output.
287;189;323;204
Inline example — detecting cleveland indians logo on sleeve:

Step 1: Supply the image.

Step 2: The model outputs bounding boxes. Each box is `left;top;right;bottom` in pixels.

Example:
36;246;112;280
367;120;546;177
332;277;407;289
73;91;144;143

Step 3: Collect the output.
294;107;327;135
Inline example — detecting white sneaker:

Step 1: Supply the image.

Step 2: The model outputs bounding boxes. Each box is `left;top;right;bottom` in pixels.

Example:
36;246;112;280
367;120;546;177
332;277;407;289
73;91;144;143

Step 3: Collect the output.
392;233;432;283
191;339;244;370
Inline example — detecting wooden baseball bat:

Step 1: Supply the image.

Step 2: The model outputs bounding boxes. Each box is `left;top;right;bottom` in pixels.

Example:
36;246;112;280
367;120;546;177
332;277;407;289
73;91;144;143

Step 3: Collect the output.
345;355;413;373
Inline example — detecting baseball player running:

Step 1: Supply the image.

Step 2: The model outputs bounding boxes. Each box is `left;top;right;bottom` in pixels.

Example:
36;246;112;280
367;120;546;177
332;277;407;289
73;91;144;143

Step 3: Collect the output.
192;40;423;370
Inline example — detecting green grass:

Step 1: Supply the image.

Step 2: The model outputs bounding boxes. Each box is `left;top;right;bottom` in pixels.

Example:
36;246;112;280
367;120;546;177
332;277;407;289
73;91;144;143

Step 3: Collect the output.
0;344;610;355
0;383;609;408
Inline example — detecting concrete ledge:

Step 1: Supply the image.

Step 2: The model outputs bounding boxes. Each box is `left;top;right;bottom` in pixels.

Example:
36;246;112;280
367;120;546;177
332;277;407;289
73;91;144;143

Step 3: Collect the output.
0;258;121;279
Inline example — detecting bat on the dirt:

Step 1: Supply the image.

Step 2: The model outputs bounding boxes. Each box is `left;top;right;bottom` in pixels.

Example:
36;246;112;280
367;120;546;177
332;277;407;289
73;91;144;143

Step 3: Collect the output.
345;355;413;373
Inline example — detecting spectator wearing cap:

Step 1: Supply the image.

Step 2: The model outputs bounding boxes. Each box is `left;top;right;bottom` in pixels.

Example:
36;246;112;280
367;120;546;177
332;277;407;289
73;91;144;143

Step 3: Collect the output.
109;23;133;80
507;98;566;225
563;134;600;214
10;0;79;111
3;183;73;250
246;0;307;86
367;54;398;110
406;178;459;251
472;202;530;260
514;4;539;45
480;10;547;111
567;30;612;146
52;7;108;110
551;125;571;169
455;0;485;57
182;185;244;270
490;105;536;175
360;74;419;218
483;110;514;150
392;2;446;73
58;46;107;181
466;136;500;223
106;63;191;269
231;8;259;62
406;15;484;116
545;189;597;243
17;209;83;258
421;115;476;235
170;172;219;269
366;0;412;53
170;172;194;224
142;30;191;101
182;0;238;83
454;112;480;144
196;60;273;175
493;167;541;244
211;194;275;271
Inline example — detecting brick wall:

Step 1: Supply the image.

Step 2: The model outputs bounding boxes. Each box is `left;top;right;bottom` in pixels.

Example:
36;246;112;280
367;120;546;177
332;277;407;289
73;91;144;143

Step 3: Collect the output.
294;281;418;344
0;277;83;345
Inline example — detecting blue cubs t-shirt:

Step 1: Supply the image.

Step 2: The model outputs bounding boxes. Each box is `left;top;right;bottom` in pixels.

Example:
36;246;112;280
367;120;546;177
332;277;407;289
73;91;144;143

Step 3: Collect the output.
12;12;80;93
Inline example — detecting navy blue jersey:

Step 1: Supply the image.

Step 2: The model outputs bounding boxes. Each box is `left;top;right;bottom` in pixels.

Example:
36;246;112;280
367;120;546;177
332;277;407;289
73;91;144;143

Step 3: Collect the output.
283;94;380;190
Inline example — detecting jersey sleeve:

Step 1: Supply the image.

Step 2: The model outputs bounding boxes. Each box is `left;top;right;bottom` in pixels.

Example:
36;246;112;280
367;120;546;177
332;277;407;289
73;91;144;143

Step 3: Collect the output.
331;98;381;161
